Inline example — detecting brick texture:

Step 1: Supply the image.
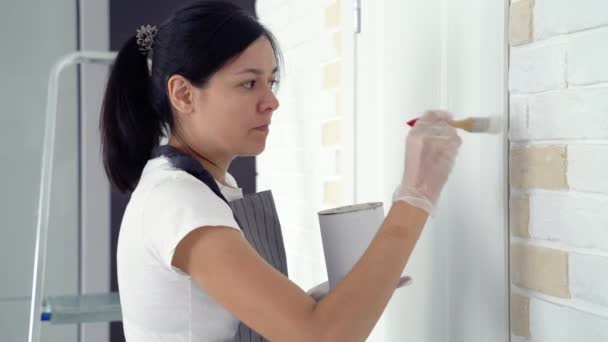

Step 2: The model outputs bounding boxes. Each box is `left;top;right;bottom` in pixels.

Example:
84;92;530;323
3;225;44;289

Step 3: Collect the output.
511;243;570;298
510;0;534;46
511;293;531;338
509;145;568;190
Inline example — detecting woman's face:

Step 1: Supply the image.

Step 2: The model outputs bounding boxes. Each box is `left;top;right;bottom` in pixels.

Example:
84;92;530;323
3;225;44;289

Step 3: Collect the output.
185;36;280;157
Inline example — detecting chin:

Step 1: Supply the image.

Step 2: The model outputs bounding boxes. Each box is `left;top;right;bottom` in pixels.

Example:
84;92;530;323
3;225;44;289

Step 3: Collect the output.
239;144;266;156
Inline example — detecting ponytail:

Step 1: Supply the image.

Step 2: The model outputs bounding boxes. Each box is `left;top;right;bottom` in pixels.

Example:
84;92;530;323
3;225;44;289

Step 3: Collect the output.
100;36;162;192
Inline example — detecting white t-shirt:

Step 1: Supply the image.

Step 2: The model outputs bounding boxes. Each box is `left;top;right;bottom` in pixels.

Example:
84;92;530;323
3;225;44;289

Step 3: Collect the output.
117;156;245;342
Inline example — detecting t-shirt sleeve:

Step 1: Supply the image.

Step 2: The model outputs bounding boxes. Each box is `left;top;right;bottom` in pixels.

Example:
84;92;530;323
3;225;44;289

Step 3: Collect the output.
142;175;242;274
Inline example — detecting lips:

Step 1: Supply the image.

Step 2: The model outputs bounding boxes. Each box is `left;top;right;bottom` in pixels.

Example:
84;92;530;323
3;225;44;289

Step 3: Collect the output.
254;124;269;132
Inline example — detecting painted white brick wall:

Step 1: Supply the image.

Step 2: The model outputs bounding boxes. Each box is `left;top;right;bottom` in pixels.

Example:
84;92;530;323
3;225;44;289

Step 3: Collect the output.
528;191;608;251
530;299;608;342
509;95;528;141
256;0;345;292
568;144;608;194
567;27;608;86
569;254;608;308
509;31;608;142
535;0;608;40
510;1;608;340
527;88;608;140
529;298;608;341
509;41;566;94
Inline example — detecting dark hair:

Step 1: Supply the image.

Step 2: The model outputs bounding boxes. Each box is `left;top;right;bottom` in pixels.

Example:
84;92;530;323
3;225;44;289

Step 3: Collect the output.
100;0;282;192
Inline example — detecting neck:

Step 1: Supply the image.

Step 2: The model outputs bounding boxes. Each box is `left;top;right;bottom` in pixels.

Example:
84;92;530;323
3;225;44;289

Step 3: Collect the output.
167;136;234;185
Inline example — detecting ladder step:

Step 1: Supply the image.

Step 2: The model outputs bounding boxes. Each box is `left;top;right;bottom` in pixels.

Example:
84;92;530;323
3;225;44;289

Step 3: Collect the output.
41;292;121;324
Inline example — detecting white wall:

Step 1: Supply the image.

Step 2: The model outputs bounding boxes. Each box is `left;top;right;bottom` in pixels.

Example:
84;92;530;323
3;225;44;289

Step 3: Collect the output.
356;0;509;341
354;1;447;340
0;1;79;341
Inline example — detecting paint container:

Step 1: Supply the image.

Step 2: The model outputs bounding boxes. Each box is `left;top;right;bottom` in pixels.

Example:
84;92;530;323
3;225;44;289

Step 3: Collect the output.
318;202;385;289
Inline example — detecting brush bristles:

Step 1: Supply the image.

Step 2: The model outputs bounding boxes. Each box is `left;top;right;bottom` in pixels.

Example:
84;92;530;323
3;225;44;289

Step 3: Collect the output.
470;117;491;132
450;117;500;134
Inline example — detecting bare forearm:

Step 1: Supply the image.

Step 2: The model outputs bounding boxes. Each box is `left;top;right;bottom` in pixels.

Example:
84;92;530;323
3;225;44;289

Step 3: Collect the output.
312;201;428;341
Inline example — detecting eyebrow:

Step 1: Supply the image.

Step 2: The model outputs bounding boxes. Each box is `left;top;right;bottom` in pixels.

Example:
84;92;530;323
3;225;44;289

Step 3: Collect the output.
235;66;279;75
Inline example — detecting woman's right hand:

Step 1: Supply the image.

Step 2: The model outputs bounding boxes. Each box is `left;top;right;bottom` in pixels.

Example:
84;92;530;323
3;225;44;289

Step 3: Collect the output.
392;110;462;214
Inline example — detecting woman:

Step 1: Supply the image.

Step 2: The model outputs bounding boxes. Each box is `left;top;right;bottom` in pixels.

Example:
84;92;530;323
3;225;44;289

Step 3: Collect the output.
100;1;462;341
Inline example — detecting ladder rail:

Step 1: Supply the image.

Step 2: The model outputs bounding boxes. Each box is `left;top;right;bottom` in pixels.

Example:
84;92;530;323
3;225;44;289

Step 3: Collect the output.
28;51;117;342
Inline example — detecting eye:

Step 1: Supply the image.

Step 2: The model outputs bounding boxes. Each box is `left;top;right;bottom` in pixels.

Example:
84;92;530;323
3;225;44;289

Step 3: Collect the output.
243;80;256;89
269;80;279;92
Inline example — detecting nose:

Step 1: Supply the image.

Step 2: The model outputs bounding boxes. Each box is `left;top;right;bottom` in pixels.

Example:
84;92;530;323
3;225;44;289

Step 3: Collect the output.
259;86;280;113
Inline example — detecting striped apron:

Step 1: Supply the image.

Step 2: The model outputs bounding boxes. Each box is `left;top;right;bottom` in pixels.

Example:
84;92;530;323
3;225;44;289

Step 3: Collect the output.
229;190;288;342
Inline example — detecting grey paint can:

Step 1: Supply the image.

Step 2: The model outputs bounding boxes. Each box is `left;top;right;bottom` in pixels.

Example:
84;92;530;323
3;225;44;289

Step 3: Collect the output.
318;202;385;289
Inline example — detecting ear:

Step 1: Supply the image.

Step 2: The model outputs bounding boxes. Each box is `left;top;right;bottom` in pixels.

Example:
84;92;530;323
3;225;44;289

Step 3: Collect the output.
167;75;194;115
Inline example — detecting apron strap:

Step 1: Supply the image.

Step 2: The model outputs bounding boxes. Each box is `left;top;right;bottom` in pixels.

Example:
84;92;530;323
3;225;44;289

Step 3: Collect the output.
151;145;231;205
151;145;244;228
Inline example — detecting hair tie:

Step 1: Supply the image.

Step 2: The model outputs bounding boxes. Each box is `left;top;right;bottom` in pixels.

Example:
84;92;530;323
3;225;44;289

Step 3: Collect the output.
135;25;157;56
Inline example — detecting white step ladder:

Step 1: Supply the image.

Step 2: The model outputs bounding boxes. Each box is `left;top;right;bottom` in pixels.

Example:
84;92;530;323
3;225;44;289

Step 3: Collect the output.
28;51;118;342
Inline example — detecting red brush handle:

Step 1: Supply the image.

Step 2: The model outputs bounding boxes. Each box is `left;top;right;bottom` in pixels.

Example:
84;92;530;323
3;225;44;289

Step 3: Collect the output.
406;118;418;127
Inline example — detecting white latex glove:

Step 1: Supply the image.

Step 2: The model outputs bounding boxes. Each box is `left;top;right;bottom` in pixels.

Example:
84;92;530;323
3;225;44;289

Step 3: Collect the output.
306;276;413;302
392;110;462;214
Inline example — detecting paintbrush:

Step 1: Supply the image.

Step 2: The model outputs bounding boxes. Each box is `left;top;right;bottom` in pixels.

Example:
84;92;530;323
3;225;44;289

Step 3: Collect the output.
406;116;500;134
